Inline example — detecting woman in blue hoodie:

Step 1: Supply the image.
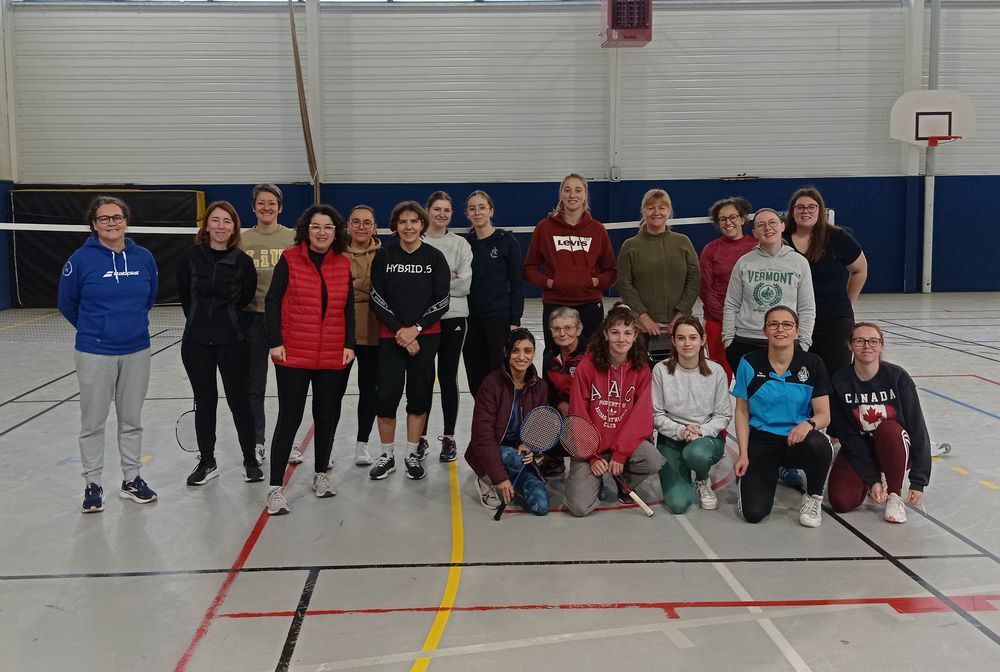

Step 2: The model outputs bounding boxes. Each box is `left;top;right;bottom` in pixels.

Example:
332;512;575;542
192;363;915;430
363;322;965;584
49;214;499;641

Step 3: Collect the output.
58;196;159;513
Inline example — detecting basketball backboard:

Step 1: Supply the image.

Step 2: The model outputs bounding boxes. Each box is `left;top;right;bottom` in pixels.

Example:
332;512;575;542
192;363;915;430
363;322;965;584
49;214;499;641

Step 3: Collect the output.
890;90;975;146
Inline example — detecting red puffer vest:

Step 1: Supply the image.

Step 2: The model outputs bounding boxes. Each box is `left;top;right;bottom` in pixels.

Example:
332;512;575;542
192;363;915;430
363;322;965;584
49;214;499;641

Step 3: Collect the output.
279;242;350;370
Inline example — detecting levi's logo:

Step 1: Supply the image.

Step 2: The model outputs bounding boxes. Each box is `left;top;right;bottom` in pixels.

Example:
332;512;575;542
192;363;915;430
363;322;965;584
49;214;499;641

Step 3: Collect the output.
553;235;593;253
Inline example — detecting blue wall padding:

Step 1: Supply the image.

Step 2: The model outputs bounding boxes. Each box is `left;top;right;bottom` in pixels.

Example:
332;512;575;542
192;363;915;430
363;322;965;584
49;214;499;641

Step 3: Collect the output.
930;175;998;292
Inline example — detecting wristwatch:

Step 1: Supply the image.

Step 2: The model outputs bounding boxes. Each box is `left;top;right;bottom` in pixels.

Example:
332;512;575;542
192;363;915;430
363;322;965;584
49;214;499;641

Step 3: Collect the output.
807;419;816;429
415;324;423;333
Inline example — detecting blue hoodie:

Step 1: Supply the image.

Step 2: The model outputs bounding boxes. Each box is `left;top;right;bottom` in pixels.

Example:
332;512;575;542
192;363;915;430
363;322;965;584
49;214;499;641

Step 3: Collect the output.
58;237;159;355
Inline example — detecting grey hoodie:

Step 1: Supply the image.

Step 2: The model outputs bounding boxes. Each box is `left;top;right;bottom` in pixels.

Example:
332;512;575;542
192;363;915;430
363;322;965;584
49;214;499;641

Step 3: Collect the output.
722;244;816;348
423;229;473;319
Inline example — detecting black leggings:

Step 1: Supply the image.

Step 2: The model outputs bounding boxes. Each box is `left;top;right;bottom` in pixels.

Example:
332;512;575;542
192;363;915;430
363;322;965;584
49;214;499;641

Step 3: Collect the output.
244;312;270;445
542;301;604;351
725;337;767;375
181;340;257;464
738;428;833;524
377;333;440;418
463;317;507;399
269;364;349;486
353;344;379;443
810;317;854;376
424;317;466;436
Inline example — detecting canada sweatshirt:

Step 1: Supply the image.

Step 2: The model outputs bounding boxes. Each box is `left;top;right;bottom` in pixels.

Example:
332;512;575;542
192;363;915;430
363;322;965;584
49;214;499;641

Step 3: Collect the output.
617;229;701;322
423;229;473;319
722;244;816;348
651;359;732;441
523;211;617;305
57;237;158;356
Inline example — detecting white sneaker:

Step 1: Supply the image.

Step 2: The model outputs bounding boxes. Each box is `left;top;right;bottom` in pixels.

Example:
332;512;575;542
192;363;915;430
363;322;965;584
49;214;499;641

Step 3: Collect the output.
799;493;823;528
255;443;267;466
289;445;303;464
313;473;336;499
477;475;501;510
355;442;373;466
267;486;290;515
884;492;907;524
695;479;718;510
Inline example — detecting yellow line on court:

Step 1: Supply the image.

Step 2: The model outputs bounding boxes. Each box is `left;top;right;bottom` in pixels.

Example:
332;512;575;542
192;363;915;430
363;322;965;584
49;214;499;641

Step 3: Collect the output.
932;456;943;462
951;466;972;475
979;480;999;491
409;460;465;672
0;311;59;334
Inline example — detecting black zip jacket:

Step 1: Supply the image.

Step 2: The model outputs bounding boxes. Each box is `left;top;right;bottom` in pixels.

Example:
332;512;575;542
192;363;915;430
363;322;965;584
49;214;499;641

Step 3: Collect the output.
465;228;524;324
177;245;257;345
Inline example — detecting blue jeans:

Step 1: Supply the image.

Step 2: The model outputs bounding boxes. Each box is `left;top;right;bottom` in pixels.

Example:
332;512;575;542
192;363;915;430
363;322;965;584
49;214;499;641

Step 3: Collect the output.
501;445;550;516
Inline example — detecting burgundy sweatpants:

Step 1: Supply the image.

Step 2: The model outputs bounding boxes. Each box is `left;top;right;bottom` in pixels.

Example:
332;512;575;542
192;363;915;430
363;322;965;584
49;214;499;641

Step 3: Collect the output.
828;419;910;513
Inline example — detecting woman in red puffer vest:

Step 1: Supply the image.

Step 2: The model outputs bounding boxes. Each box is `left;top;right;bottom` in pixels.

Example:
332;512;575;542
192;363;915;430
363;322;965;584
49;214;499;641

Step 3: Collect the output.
263;204;355;515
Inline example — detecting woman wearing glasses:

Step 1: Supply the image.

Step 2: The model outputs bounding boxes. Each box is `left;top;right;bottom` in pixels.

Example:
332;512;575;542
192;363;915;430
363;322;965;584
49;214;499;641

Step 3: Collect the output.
722;207;816;374
263;205;355;515
418;191;473;463
177;201;259;486
732;306;832;527
699;197;757;381
828;323;931;524
785;188;868;375
345;204;381;466
58;196;159;512
538;306;586;477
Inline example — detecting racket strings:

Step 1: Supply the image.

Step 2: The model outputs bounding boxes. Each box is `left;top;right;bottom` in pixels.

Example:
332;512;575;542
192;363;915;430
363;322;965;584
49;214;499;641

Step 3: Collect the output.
519;407;562;452
560;416;602;461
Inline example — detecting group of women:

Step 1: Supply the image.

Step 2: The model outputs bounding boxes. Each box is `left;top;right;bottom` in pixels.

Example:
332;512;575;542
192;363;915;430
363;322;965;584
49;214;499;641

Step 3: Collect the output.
58;177;930;527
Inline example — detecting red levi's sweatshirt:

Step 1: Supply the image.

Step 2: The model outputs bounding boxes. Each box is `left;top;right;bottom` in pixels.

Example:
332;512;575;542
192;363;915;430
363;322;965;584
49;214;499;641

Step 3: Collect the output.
523;211;617;305
569;352;653;465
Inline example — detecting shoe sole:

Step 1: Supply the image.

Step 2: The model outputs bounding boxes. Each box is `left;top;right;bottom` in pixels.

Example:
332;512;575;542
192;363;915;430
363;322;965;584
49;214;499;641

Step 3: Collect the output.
119;491;157;504
355;458;373;466
406;470;426;480
288;457;303;465
314;490;336;498
81;504;104;513
439;454;457;463
244;473;264;483
699;499;719;510
370;466;396;480
885;514;906;524
267;507;290;516
799;517;822;528
187;470;219;486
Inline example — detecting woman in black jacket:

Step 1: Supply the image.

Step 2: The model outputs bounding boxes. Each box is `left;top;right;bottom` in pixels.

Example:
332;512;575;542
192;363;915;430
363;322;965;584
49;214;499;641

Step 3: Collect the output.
177;200;259;486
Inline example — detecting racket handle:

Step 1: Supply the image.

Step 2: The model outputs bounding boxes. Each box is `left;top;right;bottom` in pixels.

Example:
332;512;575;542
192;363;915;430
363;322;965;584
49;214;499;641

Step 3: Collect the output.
493;501;508;521
629;490;655;517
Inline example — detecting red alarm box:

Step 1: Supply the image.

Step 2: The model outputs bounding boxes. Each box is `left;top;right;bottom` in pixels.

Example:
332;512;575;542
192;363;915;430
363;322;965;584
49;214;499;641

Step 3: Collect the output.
601;0;652;48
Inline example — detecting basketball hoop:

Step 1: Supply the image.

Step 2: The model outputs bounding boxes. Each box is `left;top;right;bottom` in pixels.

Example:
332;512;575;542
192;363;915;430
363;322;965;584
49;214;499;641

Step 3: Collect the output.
927;135;962;147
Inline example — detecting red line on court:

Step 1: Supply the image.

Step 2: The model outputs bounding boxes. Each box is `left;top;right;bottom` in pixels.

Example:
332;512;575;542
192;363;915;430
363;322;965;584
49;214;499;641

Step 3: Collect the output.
173;425;316;672
218;593;1000;621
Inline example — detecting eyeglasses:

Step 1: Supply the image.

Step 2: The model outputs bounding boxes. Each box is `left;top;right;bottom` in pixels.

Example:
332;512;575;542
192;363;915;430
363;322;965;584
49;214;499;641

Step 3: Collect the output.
309;224;335;233
765;320;796;331
718;214;743;224
793;204;819;213
94;215;126;225
850;337;883;348
550;325;579;334
755;218;782;230
348;218;374;229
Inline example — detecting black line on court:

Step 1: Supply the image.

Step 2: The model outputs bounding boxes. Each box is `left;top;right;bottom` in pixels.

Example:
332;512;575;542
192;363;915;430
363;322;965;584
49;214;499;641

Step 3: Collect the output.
880;323;1000;365
0;552;986;581
909;506;1000;565
276;568;319;672
828;508;1000;647
881;320;1000;354
0;335;180;439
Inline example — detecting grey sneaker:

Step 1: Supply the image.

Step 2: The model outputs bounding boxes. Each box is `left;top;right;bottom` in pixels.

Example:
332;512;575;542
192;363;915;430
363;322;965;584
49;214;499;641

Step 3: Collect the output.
354;442;373;466
313;473;336;498
288;445;303;464
477;476;501;510
884;492;907;524
799;493;823;528
267;486;290;515
695;479;718;510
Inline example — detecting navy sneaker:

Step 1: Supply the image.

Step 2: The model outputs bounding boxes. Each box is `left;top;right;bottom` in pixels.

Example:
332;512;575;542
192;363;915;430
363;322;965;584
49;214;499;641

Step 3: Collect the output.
778;467;806;491
439;436;458;463
415;437;430;462
120;476;158;504
82;483;104;513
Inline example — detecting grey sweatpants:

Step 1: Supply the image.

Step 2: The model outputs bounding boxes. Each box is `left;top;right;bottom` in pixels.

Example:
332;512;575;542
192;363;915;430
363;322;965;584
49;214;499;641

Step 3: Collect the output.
565;438;665;517
75;348;151;486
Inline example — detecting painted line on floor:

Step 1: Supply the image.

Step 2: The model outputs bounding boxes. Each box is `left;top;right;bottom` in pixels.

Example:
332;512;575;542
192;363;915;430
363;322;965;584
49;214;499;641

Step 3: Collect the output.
980;480;1000;490
912;373;1000;386
918;386;1000;422
879;325;1000;365
0;310;59;333
277;568;321;672
828;508;1000;647
408;459;464;672
909;506;1000;565
173;425;316;672
2;552;987;582
880;320;1000;355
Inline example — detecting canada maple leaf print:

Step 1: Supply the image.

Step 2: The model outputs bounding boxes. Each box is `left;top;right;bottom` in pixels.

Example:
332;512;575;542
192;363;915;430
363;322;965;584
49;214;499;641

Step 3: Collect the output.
863;406;884;425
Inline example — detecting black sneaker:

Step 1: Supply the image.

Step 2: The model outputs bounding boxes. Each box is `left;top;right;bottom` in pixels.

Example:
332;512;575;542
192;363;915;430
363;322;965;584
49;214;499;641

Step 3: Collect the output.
438;436;458;463
369;454;396;480
404;453;426;480
81;483;104;513
415;437;430;462
538;455;566;478
186;460;218;486
120;476;157;503
244;461;264;483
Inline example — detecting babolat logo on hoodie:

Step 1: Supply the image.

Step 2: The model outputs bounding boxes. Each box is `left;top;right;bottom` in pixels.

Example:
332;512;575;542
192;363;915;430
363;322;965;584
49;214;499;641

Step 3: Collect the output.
103;269;141;279
553;235;593;253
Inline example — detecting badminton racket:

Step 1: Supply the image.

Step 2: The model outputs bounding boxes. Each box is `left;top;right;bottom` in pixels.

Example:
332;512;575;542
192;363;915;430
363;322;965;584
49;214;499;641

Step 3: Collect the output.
559;415;655;517
175;401;198;453
494;405;563;521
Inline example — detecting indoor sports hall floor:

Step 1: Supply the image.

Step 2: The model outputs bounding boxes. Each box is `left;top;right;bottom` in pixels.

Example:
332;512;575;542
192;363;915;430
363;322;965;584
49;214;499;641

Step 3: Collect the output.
1;294;998;672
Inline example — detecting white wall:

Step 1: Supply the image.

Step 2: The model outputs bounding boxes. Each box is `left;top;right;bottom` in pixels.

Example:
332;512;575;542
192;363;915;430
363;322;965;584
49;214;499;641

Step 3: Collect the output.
5;1;999;184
